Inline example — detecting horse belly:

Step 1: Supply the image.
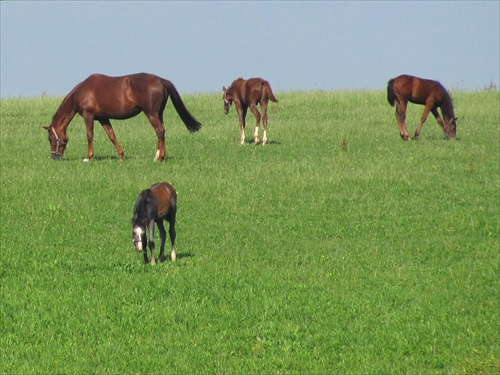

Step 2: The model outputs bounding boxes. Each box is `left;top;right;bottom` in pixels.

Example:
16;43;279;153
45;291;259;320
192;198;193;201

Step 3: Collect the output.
85;76;143;119
102;106;142;120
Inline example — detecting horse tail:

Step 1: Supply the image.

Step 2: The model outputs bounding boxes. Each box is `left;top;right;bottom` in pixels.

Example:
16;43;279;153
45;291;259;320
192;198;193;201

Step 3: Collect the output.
262;80;279;103
161;79;202;132
387;78;396;106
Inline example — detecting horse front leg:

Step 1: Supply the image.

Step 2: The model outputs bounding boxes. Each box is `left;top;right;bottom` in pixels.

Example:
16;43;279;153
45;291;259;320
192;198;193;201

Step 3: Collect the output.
414;104;433;140
147;220;157;265
83;115;95;161
156;220;167;263
430;107;447;137
236;105;247;145
395;102;411;141
98;119;125;160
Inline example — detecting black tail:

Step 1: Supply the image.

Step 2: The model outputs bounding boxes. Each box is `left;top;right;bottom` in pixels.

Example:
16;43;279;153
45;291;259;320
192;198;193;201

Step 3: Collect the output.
161;79;202;132
387;78;396;106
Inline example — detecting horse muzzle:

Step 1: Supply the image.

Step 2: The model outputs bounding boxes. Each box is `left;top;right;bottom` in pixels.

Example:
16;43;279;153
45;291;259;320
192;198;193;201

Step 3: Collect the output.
51;152;62;161
134;242;143;252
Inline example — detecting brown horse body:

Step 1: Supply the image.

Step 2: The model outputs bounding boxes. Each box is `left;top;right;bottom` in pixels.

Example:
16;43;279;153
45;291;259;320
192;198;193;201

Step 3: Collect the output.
132;182;177;265
387;74;457;140
223;77;278;145
44;73;202;161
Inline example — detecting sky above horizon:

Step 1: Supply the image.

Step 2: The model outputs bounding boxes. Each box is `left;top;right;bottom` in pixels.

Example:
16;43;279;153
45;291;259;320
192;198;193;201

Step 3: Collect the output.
1;1;498;98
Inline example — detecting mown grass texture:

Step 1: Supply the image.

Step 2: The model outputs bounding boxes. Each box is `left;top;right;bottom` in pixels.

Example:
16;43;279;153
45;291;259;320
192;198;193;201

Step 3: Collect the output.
0;89;499;374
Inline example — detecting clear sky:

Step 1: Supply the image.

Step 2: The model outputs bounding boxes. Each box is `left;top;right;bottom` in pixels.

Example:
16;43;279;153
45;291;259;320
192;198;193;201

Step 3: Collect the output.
1;1;498;98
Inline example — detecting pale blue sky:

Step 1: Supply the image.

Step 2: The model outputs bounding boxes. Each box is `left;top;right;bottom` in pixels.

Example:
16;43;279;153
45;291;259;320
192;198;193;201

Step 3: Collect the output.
1;1;498;98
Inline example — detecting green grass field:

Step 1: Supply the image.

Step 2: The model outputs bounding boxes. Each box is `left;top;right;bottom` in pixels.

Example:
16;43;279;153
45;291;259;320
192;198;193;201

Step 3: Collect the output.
1;89;499;374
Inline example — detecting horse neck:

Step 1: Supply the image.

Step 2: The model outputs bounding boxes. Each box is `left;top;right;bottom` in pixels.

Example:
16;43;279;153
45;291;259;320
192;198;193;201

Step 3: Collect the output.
50;89;77;132
133;202;148;226
440;90;455;121
133;191;155;225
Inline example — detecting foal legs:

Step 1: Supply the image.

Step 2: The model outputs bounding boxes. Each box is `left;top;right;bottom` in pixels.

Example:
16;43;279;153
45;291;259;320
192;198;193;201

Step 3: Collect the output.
147;220;157;265
249;103;262;145
395;102;411;140
98;119;125;160
430;107;448;136
414;103;436;140
236;105;248;145
260;101;269;145
156;218;176;262
156;220;167;263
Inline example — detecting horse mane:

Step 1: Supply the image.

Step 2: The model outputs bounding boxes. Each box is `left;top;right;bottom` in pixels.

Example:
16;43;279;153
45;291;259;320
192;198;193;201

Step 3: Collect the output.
132;189;157;226
231;77;244;85
49;83;80;128
228;77;245;91
440;87;455;118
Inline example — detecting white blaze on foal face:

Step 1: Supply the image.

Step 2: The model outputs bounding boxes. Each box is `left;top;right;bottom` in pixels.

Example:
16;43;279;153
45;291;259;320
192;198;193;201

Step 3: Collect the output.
132;226;145;251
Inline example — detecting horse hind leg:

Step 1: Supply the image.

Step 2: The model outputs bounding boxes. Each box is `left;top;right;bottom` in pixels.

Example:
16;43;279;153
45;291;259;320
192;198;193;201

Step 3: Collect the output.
146;114;165;161
260;101;269;146
249;104;262;144
395;102;411;140
169;217;176;261
156;220;168;262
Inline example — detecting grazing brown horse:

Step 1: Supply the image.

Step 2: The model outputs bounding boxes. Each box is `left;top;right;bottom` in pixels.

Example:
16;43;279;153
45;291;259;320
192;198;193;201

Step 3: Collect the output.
387;74;457;140
223;77;278;145
132;182;177;265
43;73;202;161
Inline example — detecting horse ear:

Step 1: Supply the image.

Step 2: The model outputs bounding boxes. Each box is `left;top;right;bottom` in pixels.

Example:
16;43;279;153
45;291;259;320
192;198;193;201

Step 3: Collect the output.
223;86;227;91
42;126;49;131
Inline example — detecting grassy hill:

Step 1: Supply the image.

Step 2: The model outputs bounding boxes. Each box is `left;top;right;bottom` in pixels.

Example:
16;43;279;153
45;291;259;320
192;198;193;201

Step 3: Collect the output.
1;90;498;374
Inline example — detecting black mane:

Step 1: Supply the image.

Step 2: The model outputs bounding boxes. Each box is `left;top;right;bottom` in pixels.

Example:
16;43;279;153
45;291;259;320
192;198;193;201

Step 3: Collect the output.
132;189;157;226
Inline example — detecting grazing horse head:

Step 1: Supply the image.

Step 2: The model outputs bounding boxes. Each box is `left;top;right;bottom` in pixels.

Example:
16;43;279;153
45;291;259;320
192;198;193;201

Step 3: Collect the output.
132;221;147;252
445;117;458;140
222;86;233;114
43;126;68;160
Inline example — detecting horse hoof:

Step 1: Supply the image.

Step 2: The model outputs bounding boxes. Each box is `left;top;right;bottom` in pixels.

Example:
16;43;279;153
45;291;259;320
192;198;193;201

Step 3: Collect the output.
83;158;90;162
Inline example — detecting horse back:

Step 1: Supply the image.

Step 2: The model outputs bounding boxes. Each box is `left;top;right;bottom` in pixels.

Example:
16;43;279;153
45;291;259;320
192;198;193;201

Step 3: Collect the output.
149;182;177;220
74;73;164;118
235;78;278;106
393;74;447;105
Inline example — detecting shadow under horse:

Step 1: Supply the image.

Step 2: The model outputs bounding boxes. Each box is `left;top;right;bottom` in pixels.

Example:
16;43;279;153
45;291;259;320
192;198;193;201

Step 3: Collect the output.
132;182;177;265
44;73;202;161
387;74;457;140
223;77;279;145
